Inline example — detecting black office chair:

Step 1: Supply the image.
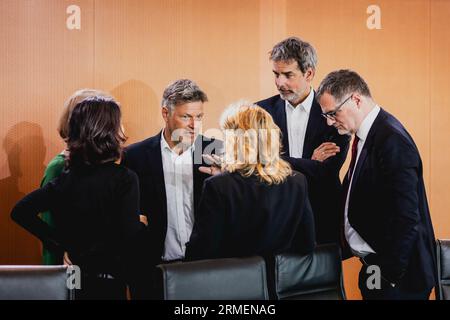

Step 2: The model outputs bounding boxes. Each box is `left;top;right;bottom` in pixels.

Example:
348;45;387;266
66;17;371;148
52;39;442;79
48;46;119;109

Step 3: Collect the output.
0;265;74;300
157;256;269;300
436;239;450;300
274;244;346;300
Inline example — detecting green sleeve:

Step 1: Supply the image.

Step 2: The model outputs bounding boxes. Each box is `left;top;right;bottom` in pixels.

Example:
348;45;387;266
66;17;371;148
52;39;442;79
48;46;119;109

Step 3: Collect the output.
40;154;65;265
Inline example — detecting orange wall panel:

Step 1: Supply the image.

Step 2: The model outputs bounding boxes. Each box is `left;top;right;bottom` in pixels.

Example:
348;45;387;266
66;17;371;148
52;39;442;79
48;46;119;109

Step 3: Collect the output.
0;0;448;299
0;0;95;264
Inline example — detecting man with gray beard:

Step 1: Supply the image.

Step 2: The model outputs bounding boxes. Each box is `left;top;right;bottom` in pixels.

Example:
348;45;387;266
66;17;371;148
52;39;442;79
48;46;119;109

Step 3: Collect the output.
258;37;350;245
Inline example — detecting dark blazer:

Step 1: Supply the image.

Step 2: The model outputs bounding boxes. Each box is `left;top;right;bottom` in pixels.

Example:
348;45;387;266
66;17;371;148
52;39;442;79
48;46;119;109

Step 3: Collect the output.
343;108;437;291
121;131;221;264
257;93;350;244
185;171;315;260
10;163;144;279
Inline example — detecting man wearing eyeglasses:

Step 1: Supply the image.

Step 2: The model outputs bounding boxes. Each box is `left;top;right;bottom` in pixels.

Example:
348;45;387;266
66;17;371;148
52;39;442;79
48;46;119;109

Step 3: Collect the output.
258;37;350;245
317;69;437;300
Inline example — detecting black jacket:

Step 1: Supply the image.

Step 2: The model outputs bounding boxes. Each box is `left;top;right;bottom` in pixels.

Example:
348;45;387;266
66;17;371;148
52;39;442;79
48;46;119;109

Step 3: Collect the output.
258;93;350;244
10;162;144;279
186;171;315;260
343;108;437;291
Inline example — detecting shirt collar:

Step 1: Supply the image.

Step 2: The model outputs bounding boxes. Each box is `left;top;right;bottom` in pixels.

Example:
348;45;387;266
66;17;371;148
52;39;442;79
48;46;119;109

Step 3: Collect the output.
285;87;314;114
160;129;195;154
356;105;381;141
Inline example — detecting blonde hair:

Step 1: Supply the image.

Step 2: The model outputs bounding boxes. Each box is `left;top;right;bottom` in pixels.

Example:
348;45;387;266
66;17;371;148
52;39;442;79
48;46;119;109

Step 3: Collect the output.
221;100;292;185
58;89;111;140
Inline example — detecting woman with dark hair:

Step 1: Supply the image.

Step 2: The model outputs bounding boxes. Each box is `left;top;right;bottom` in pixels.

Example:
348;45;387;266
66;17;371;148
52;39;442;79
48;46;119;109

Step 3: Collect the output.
40;89;110;265
11;96;145;300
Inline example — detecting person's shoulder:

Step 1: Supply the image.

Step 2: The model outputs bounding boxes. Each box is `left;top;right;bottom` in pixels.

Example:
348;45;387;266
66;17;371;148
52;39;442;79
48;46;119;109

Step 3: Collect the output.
286;171;308;187
41;154;66;186
256;95;282;110
48;153;65;166
375;110;416;149
203;172;240;191
110;163;138;179
124;133;161;154
45;154;65;172
372;110;420;165
205;171;233;184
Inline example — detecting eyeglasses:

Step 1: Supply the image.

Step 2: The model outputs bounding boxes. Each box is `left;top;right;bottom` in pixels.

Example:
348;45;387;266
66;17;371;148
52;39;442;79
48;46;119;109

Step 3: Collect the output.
321;95;352;120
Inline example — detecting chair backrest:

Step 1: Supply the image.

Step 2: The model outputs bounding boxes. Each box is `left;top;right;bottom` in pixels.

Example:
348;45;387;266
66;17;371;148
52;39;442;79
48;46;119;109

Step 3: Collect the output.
274;244;346;300
437;239;450;300
157;256;269;300
0;265;73;300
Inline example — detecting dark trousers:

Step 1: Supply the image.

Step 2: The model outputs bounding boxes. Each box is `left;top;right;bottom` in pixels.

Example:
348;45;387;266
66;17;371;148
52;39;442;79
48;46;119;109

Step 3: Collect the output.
75;276;127;300
129;258;184;300
128;268;158;300
358;260;431;300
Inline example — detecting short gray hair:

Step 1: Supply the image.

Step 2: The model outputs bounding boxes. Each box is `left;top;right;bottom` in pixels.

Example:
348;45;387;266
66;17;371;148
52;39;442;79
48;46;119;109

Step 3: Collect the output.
316;69;372;102
161;79;208;111
270;37;318;73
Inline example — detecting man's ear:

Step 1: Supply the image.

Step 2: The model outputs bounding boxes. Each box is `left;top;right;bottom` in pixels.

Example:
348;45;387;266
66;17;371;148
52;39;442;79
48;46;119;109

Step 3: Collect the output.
352;93;363;108
305;68;315;82
162;106;169;123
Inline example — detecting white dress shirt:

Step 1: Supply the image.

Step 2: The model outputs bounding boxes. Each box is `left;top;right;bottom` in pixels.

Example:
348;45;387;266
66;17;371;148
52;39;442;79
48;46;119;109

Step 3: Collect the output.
285;88;314;158
344;105;381;257
160;131;194;261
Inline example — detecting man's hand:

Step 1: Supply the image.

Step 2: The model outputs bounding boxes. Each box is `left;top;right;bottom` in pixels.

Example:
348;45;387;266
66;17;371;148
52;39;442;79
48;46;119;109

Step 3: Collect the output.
139;215;148;226
199;154;223;176
311;142;340;162
63;252;73;266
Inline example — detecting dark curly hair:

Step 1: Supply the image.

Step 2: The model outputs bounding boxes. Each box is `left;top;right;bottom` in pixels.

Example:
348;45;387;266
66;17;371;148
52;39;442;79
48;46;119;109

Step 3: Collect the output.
67;96;127;167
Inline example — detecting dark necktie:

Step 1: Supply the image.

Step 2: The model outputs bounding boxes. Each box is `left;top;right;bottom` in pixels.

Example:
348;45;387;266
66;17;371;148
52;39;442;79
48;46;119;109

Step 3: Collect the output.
347;135;360;180
340;135;360;256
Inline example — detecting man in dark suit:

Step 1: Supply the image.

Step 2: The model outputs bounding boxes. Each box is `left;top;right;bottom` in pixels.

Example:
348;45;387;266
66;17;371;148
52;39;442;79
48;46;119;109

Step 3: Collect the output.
121;79;220;270
258;37;350;244
317;69;437;299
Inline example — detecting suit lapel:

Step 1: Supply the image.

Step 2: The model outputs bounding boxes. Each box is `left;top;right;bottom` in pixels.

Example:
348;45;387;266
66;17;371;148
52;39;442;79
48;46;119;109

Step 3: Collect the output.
193;135;204;215
303;94;322;158
193;134;205;173
192;134;216;217
273;97;290;156
349;109;386;194
147;131;167;218
351;148;368;189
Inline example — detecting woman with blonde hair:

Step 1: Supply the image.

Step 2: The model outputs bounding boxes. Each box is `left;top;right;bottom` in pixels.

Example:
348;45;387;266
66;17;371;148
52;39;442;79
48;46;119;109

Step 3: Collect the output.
186;101;315;260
